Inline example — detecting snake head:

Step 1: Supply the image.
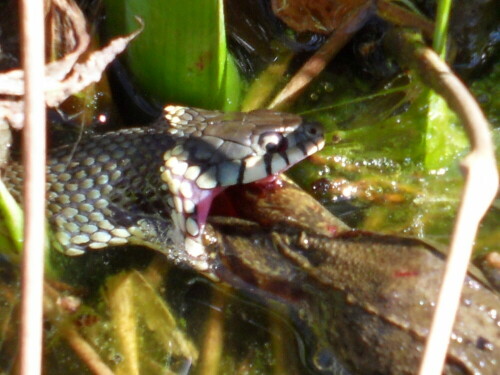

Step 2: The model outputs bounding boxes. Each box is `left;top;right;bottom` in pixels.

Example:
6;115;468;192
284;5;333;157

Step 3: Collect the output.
159;106;325;270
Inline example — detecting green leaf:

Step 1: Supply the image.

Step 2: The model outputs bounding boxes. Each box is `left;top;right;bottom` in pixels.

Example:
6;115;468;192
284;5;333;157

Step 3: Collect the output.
104;0;242;110
0;180;23;256
433;0;452;59
422;90;468;170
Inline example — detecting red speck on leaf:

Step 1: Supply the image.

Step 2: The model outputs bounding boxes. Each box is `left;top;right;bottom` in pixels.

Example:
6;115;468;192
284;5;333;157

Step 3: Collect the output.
327;225;338;236
194;51;213;71
393;270;420;278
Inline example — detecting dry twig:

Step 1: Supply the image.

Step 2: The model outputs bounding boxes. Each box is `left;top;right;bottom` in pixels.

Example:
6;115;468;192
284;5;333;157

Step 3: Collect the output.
64;326;115;375
386;28;498;375
43;283;115;375
0;0;142;130
268;2;374;110
267;0;434;111
376;0;434;39
5;1;142;373
19;0;46;374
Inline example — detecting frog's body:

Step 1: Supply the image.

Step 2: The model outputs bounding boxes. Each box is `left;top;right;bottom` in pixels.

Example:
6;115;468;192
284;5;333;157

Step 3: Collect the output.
209;186;500;375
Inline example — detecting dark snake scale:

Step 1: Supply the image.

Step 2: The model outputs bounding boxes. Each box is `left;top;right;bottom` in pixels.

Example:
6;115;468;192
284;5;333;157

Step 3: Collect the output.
4;106;325;274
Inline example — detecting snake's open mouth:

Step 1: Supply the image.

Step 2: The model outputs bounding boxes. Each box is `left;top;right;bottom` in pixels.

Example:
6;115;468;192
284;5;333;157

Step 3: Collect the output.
209;175;281;217
158;107;325;269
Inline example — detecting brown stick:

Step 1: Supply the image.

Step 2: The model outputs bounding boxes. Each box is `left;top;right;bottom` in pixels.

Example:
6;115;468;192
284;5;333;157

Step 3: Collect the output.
43;282;115;375
19;0;47;374
376;0;434;40
268;2;374;110
386;28;498;375
64;326;115;375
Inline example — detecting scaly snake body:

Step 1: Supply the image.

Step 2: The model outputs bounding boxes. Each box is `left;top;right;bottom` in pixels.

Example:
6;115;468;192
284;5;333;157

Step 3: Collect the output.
4;106;324;273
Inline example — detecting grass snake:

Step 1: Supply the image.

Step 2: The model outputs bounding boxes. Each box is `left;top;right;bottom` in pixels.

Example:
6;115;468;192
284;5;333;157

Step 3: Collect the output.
4;105;324;275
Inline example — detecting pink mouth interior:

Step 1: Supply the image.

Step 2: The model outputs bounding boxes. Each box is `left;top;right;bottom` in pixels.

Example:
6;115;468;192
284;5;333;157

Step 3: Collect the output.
193;186;224;228
183;174;284;231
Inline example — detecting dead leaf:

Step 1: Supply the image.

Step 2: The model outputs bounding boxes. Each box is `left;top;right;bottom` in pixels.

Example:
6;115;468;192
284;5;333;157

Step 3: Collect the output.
272;0;372;34
0;0;142;129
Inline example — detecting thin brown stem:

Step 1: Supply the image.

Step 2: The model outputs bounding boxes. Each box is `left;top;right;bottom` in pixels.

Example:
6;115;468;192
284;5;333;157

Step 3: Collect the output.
376;0;434;40
386;28;498;375
19;0;47;374
268;2;374;111
417;49;498;375
43;282;114;375
64;326;115;375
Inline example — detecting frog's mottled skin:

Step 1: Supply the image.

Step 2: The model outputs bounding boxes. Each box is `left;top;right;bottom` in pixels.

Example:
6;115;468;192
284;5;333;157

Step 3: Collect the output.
275;232;500;375
208;179;500;375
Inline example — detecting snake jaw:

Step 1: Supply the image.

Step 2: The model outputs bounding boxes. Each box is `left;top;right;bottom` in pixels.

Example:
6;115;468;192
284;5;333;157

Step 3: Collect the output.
162;163;225;266
160;149;225;267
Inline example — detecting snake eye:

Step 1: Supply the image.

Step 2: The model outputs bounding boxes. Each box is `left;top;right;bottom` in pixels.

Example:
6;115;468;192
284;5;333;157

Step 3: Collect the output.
259;132;287;153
